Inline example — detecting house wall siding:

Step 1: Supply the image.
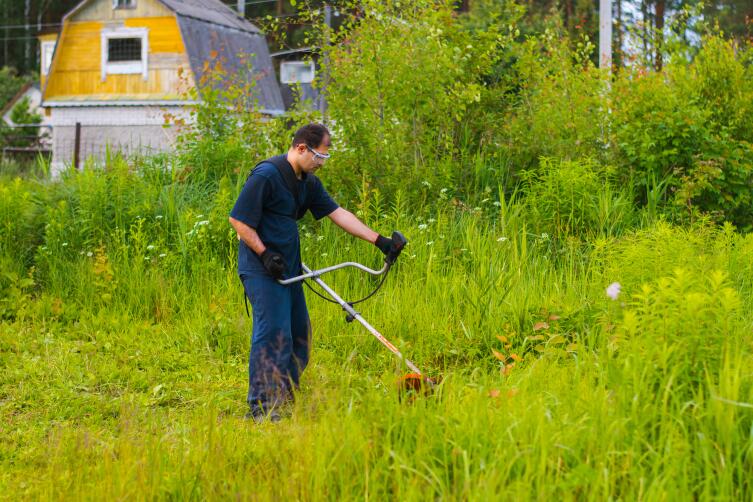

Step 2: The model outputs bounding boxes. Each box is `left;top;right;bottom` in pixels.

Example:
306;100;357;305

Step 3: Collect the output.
45;10;194;101
49;105;192;175
75;0;173;21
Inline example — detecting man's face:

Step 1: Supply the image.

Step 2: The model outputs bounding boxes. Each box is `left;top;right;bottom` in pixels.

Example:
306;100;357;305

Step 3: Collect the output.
297;137;331;174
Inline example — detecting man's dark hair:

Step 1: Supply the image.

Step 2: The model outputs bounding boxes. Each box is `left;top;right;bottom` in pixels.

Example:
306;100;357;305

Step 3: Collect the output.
292;123;331;149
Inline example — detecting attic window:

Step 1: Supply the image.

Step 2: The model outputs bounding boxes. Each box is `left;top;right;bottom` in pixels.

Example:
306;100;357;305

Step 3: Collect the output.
101;27;148;81
113;0;136;8
108;38;141;62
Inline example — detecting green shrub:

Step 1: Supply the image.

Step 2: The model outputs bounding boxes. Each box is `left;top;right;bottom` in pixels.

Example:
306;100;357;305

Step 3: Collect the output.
611;35;753;228
521;158;634;240
688;36;753;143
323;0;510;195
615;269;742;399
611;68;712;194
0;177;44;268
501;27;609;174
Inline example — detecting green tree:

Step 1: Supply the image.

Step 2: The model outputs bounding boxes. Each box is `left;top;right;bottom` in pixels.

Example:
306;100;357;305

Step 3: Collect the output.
2;95;42;147
703;0;753;43
0;67;25;106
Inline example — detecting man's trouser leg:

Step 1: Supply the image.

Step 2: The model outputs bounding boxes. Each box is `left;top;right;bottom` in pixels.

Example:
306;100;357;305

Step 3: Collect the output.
242;273;293;414
288;283;312;392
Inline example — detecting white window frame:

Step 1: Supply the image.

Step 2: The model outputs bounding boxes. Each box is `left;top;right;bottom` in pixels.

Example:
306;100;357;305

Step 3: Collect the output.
280;61;316;84
41;40;56;76
101;27;148;81
112;0;137;9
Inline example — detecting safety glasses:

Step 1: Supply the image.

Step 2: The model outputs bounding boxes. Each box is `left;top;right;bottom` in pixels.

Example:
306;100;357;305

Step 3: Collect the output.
306;145;331;162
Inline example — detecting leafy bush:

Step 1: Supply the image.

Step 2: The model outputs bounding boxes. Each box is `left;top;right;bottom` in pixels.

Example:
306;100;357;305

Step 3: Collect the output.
611;68;711;192
323;0;511;195
501;26;609;174
521;157;634;240
0;67;25;108
611;35;753;229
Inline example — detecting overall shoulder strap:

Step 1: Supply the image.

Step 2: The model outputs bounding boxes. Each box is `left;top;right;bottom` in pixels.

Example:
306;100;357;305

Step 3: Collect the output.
269;155;300;200
250;155;301;218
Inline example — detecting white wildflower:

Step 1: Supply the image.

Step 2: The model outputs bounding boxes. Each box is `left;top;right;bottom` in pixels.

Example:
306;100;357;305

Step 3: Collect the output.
606;282;621;300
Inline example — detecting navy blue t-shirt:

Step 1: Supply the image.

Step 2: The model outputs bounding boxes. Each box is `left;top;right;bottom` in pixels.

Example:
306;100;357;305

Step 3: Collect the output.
230;155;339;278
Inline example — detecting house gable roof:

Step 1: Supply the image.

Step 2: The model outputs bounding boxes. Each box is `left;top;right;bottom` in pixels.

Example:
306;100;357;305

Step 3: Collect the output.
159;0;261;33
65;0;261;33
177;15;284;113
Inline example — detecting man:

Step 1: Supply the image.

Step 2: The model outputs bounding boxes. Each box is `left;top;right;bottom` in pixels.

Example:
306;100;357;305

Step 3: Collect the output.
229;123;399;423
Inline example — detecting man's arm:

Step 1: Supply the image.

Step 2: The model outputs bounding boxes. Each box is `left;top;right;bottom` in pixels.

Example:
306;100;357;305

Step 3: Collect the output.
229;216;266;255
327;207;379;244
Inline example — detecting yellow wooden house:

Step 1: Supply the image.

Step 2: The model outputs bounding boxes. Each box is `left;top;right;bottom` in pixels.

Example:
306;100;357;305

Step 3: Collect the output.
42;0;283;171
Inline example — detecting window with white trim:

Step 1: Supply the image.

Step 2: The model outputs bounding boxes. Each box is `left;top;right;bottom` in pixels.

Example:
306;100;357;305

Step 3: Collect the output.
40;40;56;76
113;0;136;9
101;27;148;81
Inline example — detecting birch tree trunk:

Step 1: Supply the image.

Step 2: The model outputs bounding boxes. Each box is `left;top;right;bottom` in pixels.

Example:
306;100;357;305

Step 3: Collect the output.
24;0;32;73
640;0;650;66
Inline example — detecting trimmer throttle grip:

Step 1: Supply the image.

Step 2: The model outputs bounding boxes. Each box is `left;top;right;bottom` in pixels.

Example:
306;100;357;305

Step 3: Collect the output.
385;231;407;265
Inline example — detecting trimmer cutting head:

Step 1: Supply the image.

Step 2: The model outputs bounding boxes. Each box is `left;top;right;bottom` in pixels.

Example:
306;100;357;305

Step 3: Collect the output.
397;373;436;399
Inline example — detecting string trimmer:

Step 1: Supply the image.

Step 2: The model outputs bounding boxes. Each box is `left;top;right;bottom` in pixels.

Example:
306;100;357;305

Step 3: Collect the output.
278;231;435;395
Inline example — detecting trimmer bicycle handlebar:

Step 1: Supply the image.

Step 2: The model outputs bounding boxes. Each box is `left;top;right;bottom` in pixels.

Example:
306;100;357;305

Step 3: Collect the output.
278;231;408;286
277;261;389;285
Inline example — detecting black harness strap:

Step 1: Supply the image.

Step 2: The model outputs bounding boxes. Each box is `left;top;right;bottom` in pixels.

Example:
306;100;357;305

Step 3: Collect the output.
249;155;309;220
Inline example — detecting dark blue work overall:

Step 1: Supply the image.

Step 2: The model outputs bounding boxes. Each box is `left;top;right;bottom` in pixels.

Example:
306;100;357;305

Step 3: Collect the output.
230;155;338;413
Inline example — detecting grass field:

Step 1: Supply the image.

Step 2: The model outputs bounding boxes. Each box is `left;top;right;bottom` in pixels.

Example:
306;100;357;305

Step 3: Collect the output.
1;163;752;500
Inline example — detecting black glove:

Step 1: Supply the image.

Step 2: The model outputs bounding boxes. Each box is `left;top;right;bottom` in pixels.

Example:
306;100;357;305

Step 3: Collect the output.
374;234;393;256
260;250;286;280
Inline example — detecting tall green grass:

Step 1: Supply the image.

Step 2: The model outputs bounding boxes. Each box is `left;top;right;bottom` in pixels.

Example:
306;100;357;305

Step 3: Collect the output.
1;161;752;500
